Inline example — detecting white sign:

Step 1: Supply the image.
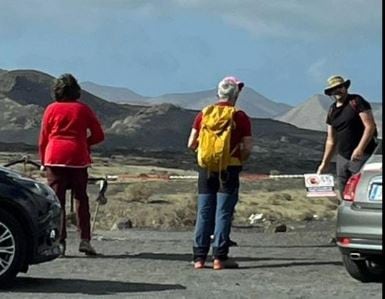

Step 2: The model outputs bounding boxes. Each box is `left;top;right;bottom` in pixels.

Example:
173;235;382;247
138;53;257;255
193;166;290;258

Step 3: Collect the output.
304;174;337;197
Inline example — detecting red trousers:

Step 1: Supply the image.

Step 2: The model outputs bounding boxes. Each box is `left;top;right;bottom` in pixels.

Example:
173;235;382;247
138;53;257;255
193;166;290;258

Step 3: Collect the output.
46;167;91;241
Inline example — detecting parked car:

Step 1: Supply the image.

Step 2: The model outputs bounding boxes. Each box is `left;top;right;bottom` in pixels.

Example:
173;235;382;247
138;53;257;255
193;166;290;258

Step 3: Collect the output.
0;166;61;287
336;140;383;282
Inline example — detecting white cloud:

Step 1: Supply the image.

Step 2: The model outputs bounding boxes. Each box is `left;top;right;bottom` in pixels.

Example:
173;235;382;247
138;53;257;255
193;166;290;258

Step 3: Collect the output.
170;0;381;40
307;58;328;83
0;0;380;41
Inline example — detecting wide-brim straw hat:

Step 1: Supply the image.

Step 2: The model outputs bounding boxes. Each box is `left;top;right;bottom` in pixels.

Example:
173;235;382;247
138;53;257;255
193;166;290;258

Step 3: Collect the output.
324;75;351;95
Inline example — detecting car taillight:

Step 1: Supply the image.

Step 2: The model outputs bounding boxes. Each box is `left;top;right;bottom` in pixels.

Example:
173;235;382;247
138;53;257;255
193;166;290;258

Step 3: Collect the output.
343;173;361;201
337;237;351;245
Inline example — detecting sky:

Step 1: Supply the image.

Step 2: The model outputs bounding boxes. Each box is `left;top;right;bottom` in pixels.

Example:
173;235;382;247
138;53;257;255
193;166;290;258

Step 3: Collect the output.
0;0;382;106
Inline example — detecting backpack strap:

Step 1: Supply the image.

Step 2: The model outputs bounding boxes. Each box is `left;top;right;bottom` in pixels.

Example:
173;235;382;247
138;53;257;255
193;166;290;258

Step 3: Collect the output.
349;97;358;112
328;97;358;119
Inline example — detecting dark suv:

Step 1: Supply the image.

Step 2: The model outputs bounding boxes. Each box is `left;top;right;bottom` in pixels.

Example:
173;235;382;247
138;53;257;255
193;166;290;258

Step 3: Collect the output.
0;166;61;287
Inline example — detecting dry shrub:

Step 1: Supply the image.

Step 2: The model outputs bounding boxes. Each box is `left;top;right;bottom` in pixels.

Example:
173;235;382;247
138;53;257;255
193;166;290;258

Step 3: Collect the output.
126;183;153;203
173;194;197;227
100;193;199;230
86;175;338;230
268;193;293;204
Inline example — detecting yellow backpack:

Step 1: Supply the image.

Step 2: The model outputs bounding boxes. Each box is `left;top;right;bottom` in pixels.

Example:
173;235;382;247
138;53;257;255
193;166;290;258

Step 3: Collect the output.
197;105;238;172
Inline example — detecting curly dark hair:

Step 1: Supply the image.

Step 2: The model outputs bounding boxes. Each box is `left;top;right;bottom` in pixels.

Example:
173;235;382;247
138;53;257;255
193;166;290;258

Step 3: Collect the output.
52;73;81;101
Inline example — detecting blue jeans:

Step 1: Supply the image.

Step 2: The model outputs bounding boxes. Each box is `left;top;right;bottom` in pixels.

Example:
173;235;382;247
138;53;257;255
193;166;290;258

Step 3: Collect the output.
193;166;240;261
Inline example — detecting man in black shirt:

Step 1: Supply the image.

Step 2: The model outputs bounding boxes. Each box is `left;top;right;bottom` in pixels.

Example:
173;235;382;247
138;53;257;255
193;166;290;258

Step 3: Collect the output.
317;75;377;201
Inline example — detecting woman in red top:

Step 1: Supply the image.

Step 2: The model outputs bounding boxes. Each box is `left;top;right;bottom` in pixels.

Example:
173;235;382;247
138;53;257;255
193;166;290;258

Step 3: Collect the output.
39;74;104;256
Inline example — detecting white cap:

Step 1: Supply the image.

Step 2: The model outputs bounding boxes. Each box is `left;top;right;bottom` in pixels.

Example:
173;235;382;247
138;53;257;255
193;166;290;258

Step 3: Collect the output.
217;76;244;99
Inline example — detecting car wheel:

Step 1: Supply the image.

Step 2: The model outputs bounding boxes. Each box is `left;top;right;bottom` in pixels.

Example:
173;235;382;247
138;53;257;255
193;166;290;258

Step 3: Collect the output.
342;254;381;282
0;209;27;288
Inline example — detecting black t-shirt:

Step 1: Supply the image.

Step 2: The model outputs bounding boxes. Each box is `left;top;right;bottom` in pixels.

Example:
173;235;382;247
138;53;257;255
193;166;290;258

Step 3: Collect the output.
326;94;377;159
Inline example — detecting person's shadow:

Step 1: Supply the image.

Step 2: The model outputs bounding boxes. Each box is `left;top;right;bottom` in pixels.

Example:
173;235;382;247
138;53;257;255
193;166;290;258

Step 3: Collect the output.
10;277;186;295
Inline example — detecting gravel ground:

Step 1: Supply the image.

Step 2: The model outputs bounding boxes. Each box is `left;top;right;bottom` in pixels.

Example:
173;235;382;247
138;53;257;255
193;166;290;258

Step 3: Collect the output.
1;221;382;299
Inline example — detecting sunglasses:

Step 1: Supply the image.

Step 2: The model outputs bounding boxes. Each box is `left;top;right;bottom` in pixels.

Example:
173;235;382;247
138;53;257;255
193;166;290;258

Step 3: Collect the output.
329;85;346;95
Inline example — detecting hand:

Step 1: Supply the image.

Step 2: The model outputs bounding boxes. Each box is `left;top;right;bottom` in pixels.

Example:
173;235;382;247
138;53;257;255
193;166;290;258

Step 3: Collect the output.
316;162;329;174
351;148;364;161
40;165;46;172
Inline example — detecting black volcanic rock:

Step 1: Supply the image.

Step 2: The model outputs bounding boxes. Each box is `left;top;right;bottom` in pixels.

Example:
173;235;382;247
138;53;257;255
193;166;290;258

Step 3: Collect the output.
0;70;143;127
0;70;54;106
0;69;330;174
0;97;43;130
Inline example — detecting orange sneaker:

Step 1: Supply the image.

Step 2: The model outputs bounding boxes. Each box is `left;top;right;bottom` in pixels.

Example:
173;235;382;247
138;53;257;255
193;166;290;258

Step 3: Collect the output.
213;258;239;270
194;260;205;269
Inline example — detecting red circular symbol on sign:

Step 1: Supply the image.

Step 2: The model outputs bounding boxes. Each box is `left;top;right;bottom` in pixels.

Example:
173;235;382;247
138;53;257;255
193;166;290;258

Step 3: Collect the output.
307;176;320;185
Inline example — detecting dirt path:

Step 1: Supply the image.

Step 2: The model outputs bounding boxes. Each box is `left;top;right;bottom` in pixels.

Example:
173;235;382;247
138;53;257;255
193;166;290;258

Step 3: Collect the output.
2;221;381;299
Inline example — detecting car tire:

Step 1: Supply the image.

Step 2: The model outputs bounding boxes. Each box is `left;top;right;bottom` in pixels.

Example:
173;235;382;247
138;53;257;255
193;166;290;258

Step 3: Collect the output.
342;254;381;283
0;209;27;288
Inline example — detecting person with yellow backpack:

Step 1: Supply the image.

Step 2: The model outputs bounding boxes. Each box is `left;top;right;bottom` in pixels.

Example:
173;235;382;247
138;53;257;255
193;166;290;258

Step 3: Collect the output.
187;76;253;270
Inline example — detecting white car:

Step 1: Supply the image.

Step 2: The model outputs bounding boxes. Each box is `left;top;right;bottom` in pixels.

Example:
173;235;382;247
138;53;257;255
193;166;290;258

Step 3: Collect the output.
336;141;382;282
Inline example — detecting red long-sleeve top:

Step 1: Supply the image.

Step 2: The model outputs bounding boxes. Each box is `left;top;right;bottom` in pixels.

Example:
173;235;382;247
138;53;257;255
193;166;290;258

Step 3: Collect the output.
39;100;105;168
